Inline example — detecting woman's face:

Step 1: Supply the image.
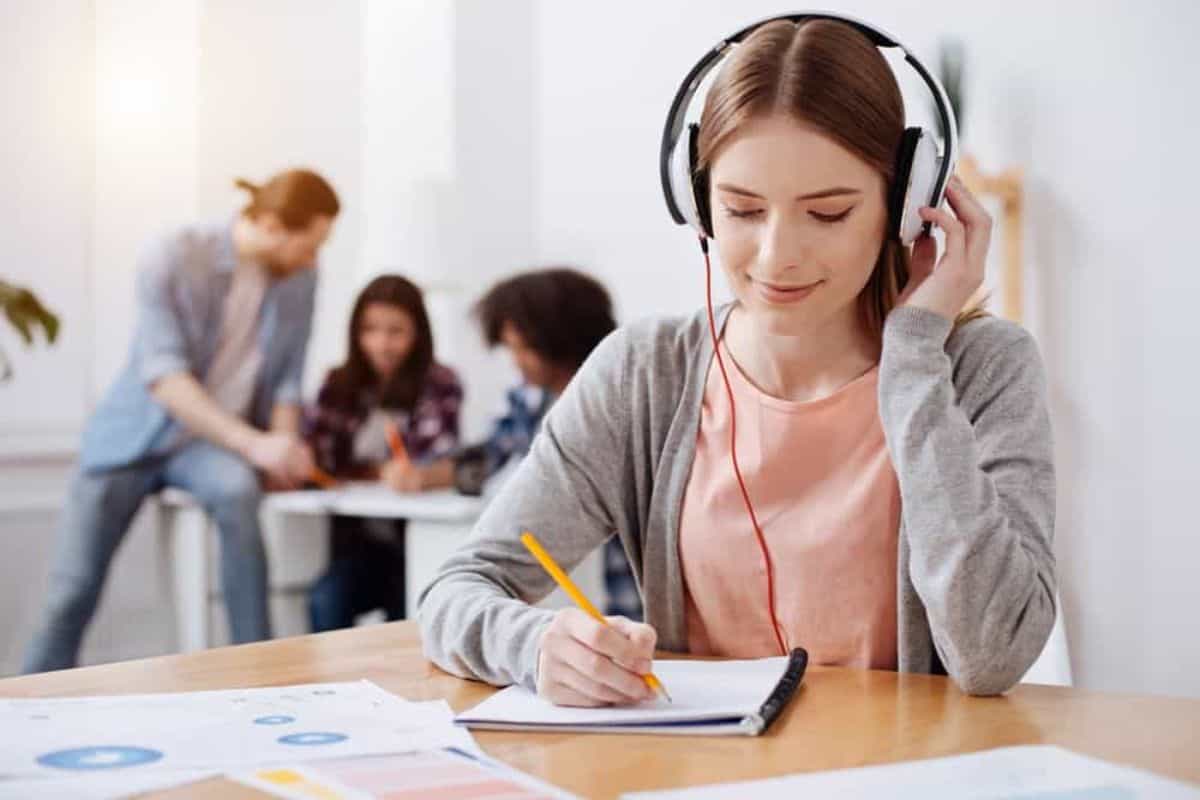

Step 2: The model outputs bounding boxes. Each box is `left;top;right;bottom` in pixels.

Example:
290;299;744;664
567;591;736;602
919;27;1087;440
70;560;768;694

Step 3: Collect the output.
707;113;889;337
358;302;417;381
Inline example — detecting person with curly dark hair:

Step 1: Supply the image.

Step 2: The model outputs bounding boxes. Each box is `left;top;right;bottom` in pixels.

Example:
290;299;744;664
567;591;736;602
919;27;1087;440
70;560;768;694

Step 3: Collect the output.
447;267;644;621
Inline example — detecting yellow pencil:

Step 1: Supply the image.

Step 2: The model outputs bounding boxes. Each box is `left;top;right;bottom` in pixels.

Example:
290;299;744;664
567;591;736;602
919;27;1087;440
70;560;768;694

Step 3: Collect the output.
520;531;671;703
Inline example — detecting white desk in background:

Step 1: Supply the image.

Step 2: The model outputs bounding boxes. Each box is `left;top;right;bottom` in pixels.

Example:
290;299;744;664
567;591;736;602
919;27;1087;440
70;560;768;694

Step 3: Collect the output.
156;485;606;653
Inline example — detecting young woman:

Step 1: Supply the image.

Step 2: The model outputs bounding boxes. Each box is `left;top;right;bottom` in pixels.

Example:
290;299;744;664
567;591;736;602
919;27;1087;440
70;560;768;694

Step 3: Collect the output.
418;17;1055;702
305;275;462;631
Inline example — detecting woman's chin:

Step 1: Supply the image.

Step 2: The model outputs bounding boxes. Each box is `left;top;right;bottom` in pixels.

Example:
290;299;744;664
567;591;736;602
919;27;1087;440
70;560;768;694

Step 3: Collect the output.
370;362;399;381
737;298;821;337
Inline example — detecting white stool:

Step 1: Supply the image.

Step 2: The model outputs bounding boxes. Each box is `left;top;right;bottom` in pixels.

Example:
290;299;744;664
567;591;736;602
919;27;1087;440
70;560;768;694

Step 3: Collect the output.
154;488;327;652
155;488;213;652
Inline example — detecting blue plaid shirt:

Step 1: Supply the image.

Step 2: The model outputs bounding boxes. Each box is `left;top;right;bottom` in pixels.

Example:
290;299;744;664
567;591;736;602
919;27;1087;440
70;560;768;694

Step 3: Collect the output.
484;383;643;621
482;384;551;478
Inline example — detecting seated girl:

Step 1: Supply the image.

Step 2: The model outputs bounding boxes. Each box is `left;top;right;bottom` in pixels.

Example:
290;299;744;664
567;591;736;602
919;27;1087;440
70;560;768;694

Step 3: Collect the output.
305;275;462;630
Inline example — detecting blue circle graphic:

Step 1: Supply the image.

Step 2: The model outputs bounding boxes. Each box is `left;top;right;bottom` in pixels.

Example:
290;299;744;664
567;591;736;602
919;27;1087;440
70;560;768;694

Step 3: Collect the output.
37;746;163;771
254;715;295;725
278;732;347;746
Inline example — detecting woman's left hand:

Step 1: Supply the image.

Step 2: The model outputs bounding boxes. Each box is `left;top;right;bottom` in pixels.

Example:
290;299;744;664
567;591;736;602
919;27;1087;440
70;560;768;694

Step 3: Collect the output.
898;174;992;321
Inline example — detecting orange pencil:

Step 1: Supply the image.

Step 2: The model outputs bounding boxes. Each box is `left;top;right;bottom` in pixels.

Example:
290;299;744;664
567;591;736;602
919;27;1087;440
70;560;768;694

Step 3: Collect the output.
384;420;410;465
309;466;339;489
520;531;672;703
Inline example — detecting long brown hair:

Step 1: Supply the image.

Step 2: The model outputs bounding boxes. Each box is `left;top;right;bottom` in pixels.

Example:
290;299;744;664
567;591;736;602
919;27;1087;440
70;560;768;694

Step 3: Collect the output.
694;19;983;339
323;275;434;414
234;168;340;231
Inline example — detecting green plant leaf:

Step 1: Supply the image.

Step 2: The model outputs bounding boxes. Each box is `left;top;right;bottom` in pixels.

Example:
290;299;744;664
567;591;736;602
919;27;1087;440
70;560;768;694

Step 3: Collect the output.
0;279;59;346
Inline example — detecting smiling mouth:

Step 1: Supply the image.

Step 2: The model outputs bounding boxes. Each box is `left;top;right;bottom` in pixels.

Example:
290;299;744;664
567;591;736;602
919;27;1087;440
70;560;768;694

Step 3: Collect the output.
759;280;820;291
750;277;823;303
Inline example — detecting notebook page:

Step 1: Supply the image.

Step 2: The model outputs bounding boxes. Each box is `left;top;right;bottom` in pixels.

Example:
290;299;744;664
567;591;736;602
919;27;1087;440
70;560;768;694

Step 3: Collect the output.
457;656;789;727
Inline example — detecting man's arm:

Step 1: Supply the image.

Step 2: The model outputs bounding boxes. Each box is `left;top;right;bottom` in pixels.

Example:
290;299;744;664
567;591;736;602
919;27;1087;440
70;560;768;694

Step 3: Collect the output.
270;403;302;435
151;373;313;486
151;372;261;456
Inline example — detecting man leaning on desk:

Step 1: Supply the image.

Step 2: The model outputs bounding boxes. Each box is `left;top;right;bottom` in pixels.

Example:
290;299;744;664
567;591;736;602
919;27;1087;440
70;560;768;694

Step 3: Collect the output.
22;169;340;674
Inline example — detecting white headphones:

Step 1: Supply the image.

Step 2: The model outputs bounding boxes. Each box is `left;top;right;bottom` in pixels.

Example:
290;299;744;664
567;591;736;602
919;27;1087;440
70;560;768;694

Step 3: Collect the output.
660;11;958;246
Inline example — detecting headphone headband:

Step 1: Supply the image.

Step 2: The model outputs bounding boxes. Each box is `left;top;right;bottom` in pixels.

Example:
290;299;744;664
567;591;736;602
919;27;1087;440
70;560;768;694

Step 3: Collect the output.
660;12;959;232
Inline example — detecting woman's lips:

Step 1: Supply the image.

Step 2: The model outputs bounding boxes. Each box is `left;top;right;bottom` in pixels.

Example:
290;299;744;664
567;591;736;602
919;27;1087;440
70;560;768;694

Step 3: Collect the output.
751;278;822;305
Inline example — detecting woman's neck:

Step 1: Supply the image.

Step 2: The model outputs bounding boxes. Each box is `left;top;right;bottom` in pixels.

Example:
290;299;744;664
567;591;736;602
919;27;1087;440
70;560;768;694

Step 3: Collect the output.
722;303;879;403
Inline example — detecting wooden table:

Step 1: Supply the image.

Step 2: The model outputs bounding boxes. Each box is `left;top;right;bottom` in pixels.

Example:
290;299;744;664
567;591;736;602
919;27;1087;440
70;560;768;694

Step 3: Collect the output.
2;622;1197;799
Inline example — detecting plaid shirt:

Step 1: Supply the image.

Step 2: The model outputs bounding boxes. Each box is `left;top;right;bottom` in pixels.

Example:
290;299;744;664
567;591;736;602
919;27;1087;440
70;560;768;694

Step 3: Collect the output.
481;384;551;478
304;363;463;478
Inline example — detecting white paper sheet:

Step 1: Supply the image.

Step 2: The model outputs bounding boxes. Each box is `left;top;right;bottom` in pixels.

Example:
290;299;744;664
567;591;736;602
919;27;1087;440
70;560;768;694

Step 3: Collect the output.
620;745;1200;799
0;680;475;784
231;748;578;800
0;769;214;800
457;656;791;730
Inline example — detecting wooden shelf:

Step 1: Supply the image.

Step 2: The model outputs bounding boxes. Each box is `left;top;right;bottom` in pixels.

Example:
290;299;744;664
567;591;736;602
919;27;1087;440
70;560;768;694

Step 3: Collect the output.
958;154;1025;323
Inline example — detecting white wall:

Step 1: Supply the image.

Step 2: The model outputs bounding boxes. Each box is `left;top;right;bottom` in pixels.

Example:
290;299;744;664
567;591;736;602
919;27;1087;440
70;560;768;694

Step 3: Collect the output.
0;1;94;456
532;0;1200;697
91;0;200;400
196;0;363;393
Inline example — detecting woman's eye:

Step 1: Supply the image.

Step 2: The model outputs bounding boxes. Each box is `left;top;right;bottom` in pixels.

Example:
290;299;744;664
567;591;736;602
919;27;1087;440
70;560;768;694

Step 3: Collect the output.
723;206;762;219
810;207;854;224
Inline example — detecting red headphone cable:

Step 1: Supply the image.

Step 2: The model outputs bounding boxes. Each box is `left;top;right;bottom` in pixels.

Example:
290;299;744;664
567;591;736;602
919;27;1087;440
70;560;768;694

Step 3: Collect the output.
700;236;789;657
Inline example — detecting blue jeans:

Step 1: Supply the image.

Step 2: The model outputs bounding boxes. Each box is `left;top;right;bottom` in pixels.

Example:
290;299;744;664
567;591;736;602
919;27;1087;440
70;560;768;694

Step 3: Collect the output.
22;440;271;673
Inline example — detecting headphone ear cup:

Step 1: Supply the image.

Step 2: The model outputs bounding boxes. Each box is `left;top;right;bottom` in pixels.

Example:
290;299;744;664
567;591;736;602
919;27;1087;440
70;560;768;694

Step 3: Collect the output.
688;124;714;237
668;123;707;236
889;128;920;242
895;129;941;245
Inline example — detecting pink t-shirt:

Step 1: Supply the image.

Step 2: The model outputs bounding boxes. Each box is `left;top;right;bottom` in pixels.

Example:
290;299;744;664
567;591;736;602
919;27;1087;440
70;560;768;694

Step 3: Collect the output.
679;346;901;669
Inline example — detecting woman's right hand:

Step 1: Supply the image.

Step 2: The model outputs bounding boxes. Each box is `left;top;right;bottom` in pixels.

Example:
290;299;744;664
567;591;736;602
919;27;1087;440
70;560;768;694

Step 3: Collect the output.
536;608;658;707
380;459;424;492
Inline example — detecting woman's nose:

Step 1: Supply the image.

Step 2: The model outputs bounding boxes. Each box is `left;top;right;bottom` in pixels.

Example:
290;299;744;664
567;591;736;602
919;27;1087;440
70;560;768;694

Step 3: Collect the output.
760;213;809;273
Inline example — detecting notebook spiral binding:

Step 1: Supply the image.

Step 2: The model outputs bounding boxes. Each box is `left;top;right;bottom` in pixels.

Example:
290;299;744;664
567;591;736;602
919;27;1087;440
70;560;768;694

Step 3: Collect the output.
740;648;809;736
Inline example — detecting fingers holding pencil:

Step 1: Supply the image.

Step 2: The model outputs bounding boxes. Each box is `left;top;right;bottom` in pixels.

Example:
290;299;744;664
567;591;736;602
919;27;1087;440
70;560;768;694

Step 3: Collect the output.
538;608;658;707
521;531;671;707
384;420;410;465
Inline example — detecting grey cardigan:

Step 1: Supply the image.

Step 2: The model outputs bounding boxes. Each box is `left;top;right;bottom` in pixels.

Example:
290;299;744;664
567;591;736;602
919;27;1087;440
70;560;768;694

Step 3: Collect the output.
419;305;1056;696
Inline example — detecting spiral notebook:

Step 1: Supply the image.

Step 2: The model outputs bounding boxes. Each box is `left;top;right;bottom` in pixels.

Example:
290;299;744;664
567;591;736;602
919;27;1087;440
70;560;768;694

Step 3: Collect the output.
455;649;807;736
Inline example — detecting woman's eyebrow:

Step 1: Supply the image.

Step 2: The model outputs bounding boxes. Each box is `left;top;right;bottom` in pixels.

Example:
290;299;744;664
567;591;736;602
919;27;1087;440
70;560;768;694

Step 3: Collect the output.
715;183;862;200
